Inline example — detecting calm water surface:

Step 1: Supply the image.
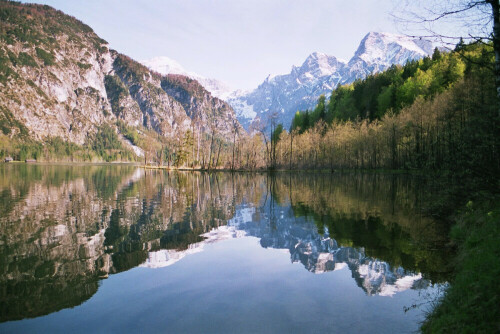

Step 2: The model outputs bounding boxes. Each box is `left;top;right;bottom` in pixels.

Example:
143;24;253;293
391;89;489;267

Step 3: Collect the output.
0;165;452;333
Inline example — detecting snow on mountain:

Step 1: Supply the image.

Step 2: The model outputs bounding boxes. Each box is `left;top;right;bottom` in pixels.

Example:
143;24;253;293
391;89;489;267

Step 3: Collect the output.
229;99;257;129
228;52;346;130
139;225;246;269
229;32;434;131
141;56;234;100
342;31;434;84
141;56;186;75
356;32;430;65
302;51;347;78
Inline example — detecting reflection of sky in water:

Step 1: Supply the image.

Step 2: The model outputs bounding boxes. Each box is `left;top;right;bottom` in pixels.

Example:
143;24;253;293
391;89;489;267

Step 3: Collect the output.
2;236;442;333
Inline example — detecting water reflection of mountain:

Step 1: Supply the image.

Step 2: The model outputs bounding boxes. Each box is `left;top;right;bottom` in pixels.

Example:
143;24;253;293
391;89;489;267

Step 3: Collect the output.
0;167;451;322
228;204;429;296
0;166;242;322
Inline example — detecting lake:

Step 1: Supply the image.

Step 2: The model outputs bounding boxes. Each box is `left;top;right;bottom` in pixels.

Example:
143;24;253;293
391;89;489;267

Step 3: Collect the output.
0;164;452;333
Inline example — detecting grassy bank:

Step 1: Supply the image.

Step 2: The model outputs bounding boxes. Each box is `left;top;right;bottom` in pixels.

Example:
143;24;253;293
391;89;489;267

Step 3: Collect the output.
421;196;500;333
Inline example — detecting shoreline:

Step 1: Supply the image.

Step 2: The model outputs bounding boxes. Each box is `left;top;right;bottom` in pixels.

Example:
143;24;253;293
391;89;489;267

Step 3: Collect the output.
1;160;141;166
1;161;437;176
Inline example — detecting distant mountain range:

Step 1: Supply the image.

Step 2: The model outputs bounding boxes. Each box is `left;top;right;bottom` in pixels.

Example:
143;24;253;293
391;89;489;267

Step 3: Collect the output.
229;32;434;130
141;32;434;131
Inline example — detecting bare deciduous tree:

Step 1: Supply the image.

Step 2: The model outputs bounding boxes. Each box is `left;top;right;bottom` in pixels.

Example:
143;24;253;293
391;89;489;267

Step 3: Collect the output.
394;0;500;111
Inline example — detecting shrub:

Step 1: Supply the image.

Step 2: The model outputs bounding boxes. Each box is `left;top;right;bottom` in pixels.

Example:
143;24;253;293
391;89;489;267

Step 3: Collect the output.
35;47;54;66
17;52;38;67
77;62;91;70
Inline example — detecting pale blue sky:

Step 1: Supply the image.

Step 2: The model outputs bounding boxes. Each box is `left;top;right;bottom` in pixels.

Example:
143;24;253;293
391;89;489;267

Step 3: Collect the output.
21;1;429;90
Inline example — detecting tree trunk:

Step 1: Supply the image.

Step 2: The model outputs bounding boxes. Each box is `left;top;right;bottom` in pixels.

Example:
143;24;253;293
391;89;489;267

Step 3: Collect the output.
197;124;200;163
488;0;500;116
261;131;270;169
192;124;195;168
232;130;236;170
215;141;222;168
391;125;397;169
208;132;214;170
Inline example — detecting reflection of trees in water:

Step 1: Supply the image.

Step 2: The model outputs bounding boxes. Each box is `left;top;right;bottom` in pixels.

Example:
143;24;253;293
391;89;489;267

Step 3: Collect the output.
229;173;453;296
0;165;137;321
270;173;453;283
0;167;452;321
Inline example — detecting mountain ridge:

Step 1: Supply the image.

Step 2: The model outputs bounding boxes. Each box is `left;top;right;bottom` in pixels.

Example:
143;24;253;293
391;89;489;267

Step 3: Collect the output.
230;31;434;130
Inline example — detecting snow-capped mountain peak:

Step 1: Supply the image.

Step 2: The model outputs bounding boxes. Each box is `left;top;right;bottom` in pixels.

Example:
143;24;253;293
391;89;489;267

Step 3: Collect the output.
141;56;234;100
142;56;188;76
353;31;432;66
298;52;346;79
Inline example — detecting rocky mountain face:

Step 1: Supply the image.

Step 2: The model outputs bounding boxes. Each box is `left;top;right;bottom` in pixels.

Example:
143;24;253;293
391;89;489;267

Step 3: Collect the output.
0;2;242;155
342;31;433;83
230;32;434;130
161;74;244;138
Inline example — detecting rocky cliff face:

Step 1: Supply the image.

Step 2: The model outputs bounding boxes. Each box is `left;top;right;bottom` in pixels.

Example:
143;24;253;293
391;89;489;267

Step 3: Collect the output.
0;2;114;144
161;74;245;137
0;2;242;154
109;53;192;137
230;32;434;130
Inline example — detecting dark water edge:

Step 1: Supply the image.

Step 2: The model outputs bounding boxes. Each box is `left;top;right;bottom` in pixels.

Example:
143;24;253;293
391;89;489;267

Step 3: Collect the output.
420;197;500;333
0;164;455;333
